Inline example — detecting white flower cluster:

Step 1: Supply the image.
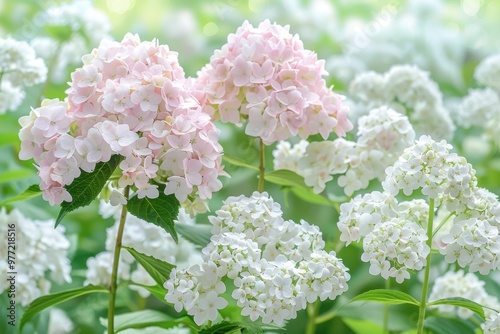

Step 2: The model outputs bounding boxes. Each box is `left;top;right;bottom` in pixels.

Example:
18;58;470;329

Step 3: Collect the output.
85;205;200;297
0;37;47;113
340;135;500;280
338;192;429;283
0;208;71;306
457;54;500;145
165;192;350;326
273;106;415;195
349;65;454;140
30;0;111;84
429;270;500;319
483;313;500;334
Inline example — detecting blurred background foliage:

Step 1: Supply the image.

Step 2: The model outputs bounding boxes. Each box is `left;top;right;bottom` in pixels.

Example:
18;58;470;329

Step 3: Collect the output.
1;0;500;333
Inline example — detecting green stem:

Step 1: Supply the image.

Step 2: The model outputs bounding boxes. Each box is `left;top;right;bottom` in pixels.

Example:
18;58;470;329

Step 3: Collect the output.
431;212;454;238
38;42;62;104
384;278;391;334
258;138;265;192
416;198;435;334
315;309;336;325
108;186;130;334
306;300;320;334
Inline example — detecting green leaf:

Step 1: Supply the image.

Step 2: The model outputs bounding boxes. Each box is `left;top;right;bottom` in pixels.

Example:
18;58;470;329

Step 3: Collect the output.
20;285;108;330
222;154;258;171
264;169;307;188
56;155;123;226
127;185;180;243
175;223;212;247
0;184;41;205
129;283;168;304
199;321;243;334
0;132;19;146
124;247;175;286
290;186;334;206
427;297;486;320
342;318;385;334
0;169;34;183
349;289;419;306
100;311;199;333
99;310;171;332
424;316;477;334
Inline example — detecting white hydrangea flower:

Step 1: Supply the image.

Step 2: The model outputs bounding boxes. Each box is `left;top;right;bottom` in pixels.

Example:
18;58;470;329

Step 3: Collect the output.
349;65;454;140
0;37;47;113
165;192;350;326
85;206;201;296
429;270;500;319
273;140;309;172
475;54;500;92
30;0;111;84
341;136;500;279
272;107;414;196
456;88;500;128
483;313;500;334
0;209;71;306
0;81;25;114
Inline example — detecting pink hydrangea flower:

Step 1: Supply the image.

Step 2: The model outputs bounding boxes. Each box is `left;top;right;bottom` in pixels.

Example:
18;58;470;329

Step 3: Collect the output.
19;33;225;213
195;20;352;144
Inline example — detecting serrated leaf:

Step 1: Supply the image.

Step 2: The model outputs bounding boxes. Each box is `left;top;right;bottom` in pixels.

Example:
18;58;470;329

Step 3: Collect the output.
0;184;41;205
124;247;175;286
20;285;108;330
349;289;419;306
424;316;477;334
56;155;123;226
222;155;258;171
0;168;34;183
342;318;385;334
427;297;486;320
127;185;180;243
199;321;243;334
264;169;307;188
175;223;212;247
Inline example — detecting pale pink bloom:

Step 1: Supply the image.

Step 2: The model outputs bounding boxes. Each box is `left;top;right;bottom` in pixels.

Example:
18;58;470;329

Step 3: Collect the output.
101;121;138;152
131;84;162;112
165;176;191;202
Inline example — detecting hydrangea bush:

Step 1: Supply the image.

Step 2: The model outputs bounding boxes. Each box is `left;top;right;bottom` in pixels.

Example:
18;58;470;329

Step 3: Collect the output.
2;2;500;334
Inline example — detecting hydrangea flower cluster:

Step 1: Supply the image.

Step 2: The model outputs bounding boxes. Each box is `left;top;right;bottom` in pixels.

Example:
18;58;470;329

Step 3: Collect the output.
18;33;225;212
273;107;415;195
85;204;200;298
339;135;500;281
30;0;111;84
457;54;500;145
0;37;47;113
428;270;500;319
165;192;350;325
338;192;430;283
195;19;352;144
0;208;71;306
483;313;500;334
349;65;454;140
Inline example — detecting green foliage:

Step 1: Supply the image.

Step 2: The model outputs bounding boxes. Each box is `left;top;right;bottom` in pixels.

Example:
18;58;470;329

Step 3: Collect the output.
175;223;212;247
426;298;486;320
199;321;244;334
123;246;175;286
127;185;180;243
223;154;259;171
424;316;477;334
0;184;41;205
56;155;123;226
349;289;420;306
342;318;385;334
20;285;108;330
99;310;198;333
